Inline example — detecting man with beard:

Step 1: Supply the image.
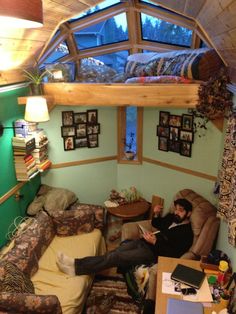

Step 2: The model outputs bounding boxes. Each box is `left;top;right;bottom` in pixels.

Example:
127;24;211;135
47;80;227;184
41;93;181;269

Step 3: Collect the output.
56;198;193;276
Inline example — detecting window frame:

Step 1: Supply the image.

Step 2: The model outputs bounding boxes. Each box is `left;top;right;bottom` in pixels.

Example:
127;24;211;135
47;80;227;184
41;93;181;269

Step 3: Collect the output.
117;106;143;164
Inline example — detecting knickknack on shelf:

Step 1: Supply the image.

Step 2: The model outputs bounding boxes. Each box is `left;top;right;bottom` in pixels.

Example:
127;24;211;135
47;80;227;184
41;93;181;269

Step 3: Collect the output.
61;110;100;151
157;111;194;157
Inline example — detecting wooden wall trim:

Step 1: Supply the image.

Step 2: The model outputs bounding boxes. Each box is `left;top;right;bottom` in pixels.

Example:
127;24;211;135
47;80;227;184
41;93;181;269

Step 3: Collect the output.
51;155;117;169
50;154;216;183
143;157;217;182
0;182;26;205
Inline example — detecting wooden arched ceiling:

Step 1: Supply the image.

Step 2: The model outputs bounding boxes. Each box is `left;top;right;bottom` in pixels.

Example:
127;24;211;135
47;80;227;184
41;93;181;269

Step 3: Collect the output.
0;0;236;85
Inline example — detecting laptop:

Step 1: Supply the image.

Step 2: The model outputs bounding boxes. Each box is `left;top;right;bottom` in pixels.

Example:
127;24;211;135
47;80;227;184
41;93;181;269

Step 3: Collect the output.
167;298;204;314
171;263;206;289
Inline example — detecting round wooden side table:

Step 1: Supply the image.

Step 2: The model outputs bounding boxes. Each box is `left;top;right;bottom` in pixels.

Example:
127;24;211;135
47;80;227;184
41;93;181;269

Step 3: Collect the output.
106;200;150;220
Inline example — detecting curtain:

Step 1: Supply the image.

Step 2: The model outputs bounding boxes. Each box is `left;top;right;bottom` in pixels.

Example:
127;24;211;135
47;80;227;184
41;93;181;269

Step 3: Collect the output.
218;112;236;246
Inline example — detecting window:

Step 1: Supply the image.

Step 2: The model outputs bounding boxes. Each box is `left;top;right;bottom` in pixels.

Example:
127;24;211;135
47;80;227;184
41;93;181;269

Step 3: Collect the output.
74;13;128;50
70;0;121;21
118;107;143;164
42;41;69;64
141;13;193;47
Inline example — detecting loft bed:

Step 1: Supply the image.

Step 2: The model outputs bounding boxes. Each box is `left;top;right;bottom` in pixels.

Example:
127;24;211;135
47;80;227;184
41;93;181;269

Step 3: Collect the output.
18;48;223;111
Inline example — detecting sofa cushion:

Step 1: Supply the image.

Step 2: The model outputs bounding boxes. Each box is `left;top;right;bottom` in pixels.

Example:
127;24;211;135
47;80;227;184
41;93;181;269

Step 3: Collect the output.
0;292;62;314
69;202;105;230
0;261;34;293
27;184;78;216
31;229;106;314
53;207;95;236
3;212;55;277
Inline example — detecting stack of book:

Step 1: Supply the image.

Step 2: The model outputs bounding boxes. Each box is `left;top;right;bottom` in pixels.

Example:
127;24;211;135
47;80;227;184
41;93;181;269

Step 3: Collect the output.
30;129;51;172
12;137;39;181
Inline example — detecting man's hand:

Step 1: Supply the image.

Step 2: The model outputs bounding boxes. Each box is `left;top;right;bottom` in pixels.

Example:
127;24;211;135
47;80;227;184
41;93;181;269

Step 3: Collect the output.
153;204;163;216
142;231;157;245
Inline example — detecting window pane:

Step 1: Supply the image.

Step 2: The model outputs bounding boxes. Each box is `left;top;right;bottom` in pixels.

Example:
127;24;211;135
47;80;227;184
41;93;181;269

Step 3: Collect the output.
43;41;69;64
140;0;160;7
70;0;120;21
91;50;128;73
75;13;128;50
126;107;137;153
141;13;192;47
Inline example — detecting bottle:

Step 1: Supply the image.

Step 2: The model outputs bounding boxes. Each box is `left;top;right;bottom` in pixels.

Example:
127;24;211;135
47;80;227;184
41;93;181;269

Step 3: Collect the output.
217;260;228;287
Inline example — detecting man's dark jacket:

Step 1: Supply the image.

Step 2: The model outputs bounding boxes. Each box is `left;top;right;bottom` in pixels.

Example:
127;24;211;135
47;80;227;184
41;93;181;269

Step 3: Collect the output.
150;213;193;258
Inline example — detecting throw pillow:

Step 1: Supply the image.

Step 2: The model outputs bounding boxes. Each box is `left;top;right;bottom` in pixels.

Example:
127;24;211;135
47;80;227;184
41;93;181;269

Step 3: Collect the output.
27;185;78;216
0;261;34;293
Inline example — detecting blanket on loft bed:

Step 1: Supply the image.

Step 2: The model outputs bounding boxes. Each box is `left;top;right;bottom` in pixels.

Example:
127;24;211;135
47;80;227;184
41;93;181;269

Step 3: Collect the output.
45;48;224;84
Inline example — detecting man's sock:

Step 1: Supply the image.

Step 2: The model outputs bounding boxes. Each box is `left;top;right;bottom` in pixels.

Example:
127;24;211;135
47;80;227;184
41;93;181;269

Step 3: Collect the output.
56;252;75;276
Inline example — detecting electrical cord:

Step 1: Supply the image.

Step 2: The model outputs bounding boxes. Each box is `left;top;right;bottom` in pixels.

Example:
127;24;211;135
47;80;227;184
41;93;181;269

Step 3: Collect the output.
6;216;36;241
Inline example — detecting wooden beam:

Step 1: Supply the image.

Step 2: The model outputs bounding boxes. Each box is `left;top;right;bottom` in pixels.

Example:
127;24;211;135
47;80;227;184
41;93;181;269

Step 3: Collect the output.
40;83;199;107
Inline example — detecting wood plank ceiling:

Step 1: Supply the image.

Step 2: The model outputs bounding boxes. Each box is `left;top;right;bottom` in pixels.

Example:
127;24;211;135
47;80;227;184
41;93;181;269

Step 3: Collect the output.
0;0;236;85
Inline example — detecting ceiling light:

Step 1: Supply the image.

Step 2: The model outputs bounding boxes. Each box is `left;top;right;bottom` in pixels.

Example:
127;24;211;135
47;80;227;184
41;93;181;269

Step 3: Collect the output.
0;0;43;28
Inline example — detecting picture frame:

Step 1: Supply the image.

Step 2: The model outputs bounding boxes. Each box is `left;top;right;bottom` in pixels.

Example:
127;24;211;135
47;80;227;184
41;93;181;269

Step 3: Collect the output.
158;137;168;151
63;136;75;151
87;123;100;135
157;125;169;138
169;115;182;127
182;114;193;131
75;137;88;148
88;134;99;148
62;111;74;126
74;112;87;124
87;109;98;124
169;140;181;153
159;111;170;127
61;126;76;137
179;130;194;143
180;141;192;157
169;126;179;141
76;123;87;138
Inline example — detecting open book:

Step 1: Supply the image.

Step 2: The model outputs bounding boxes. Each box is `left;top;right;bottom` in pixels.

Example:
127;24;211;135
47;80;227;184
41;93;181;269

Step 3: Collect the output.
138;224;160;235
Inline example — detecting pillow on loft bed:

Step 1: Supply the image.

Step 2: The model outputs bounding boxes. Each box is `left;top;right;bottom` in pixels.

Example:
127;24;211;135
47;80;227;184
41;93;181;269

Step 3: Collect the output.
125;48;224;81
44;62;76;82
77;57;117;83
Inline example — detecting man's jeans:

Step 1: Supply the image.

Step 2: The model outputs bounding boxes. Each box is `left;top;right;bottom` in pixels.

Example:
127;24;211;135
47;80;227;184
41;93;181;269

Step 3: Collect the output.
74;239;156;275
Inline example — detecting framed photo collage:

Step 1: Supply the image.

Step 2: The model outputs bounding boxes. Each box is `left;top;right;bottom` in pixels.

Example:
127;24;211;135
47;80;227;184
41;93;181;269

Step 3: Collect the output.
157;111;194;157
61;110;100;151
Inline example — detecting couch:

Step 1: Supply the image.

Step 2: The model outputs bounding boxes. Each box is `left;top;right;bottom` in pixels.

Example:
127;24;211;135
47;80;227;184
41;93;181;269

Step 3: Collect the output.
121;189;220;300
0;204;106;314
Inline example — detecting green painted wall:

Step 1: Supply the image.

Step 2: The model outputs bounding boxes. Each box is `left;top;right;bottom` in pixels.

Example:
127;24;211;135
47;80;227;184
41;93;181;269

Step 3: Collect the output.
118;108;222;206
41;106;117;204
0;87;41;247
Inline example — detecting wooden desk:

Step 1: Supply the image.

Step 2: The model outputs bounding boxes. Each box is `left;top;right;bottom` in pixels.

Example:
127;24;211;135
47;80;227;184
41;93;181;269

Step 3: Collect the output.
106;200;150;220
155;256;226;314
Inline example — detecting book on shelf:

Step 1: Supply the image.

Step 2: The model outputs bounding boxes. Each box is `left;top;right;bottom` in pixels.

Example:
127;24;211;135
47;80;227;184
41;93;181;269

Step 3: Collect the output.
37;159;51;172
12;137;36;153
29;129;48;148
13;119;37;138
